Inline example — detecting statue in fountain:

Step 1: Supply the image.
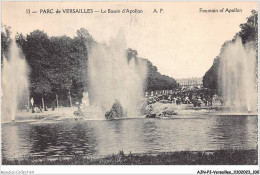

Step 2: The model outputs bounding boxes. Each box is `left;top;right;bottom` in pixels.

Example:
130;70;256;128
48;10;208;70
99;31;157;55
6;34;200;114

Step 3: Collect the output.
105;99;125;120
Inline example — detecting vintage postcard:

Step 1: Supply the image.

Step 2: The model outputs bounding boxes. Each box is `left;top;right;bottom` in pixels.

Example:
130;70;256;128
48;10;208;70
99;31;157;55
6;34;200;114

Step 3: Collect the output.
1;0;259;174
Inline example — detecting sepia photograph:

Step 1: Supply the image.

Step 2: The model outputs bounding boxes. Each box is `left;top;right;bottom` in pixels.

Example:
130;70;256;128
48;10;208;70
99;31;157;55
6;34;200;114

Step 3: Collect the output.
0;0;259;174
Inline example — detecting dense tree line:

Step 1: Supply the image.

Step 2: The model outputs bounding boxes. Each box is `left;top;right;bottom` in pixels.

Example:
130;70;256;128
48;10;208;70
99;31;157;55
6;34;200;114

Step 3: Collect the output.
1;25;11;67
203;10;258;93
15;28;93;106
127;48;179;91
144;58;178;91
1;28;178;107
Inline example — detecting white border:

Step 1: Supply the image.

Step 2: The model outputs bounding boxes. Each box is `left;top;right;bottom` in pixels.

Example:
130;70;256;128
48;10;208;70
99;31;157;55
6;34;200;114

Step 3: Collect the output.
1;165;259;175
0;0;259;175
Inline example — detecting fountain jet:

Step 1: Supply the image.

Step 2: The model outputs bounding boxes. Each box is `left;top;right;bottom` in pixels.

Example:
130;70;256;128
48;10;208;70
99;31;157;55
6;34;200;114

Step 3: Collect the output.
88;30;147;118
2;37;29;123
219;37;257;113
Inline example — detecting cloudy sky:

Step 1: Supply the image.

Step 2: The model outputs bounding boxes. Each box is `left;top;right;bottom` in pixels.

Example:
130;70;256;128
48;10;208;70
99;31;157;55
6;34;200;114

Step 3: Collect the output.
2;1;257;79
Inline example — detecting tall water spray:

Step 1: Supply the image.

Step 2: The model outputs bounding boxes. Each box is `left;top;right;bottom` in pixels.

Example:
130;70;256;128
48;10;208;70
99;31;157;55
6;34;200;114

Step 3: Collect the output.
88;30;147;118
219;37;257;112
2;38;29;122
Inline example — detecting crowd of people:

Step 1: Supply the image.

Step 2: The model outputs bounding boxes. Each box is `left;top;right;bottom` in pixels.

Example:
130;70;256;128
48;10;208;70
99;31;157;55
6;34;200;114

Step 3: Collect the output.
145;88;218;107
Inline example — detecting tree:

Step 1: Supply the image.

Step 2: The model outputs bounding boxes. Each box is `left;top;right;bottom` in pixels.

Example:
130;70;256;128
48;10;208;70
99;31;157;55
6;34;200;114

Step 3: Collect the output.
127;49;178;91
203;57;220;90
203;11;258;93
239;10;258;47
15;28;94;106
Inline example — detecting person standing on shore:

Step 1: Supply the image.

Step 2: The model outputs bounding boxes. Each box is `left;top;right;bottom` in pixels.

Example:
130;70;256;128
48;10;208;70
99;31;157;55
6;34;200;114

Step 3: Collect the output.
30;97;35;113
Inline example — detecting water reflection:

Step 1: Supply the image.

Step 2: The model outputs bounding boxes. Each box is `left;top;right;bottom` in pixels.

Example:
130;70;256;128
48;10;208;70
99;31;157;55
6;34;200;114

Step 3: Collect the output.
2;115;258;160
208;116;257;149
2;124;30;159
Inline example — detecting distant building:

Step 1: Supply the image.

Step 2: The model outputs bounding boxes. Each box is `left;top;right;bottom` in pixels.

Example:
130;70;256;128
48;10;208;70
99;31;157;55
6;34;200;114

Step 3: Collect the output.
176;77;203;88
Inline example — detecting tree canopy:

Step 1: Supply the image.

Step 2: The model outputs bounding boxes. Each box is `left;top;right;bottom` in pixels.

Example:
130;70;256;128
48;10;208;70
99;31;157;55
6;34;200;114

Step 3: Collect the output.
2;28;178;106
14;28;92;106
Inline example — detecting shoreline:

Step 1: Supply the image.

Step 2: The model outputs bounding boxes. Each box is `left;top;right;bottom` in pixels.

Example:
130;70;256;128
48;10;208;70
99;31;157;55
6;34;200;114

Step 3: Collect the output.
2;149;257;165
2;104;257;124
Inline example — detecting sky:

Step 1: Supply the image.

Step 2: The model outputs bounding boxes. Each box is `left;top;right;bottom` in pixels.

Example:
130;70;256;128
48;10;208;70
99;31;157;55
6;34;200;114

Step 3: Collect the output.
1;1;258;79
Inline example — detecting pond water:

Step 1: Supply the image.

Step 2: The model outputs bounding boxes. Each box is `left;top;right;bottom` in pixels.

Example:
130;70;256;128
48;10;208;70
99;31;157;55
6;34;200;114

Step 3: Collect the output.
1;114;258;160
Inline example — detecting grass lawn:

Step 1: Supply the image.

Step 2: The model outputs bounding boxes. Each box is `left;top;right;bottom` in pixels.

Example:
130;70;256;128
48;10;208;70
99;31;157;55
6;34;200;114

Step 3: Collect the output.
2;149;257;165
